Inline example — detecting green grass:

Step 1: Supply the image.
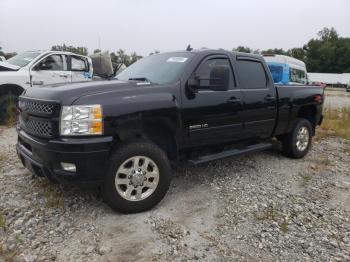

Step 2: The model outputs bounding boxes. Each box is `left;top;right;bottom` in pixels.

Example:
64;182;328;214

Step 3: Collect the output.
318;107;350;140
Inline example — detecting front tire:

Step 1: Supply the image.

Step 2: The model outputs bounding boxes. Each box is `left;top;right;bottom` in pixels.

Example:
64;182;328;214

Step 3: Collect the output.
102;141;172;213
281;118;313;159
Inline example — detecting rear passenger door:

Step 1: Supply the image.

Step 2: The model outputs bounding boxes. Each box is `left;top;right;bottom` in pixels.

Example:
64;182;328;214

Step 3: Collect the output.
182;55;244;147
68;55;92;82
236;57;277;139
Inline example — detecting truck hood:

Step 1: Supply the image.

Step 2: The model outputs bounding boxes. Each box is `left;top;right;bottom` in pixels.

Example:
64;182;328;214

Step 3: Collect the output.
0;61;20;71
21;80;155;105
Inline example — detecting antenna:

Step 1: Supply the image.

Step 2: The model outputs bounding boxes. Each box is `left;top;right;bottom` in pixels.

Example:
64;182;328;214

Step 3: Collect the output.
186;44;193;51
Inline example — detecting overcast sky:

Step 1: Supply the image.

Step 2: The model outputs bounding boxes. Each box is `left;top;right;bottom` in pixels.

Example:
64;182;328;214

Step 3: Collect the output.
1;0;349;55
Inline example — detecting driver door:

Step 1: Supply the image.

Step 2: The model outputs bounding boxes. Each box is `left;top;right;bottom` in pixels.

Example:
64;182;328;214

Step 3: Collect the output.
182;56;244;147
30;54;71;86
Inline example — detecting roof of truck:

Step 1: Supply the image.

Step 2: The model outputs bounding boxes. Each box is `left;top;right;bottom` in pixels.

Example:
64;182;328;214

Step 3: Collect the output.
161;49;263;60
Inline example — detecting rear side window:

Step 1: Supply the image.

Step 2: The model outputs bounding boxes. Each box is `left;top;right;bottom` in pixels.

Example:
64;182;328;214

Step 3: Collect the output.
236;60;267;89
71;56;88;71
289;68;306;84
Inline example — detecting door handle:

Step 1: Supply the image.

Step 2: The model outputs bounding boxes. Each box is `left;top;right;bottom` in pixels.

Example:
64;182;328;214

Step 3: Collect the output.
227;97;241;103
59;74;69;78
264;95;275;101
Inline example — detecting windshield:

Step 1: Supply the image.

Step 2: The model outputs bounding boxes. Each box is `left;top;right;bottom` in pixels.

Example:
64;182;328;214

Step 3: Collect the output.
117;52;195;84
7;52;41;67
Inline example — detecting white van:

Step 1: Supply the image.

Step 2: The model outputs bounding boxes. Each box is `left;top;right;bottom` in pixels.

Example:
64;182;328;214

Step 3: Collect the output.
263;54;308;85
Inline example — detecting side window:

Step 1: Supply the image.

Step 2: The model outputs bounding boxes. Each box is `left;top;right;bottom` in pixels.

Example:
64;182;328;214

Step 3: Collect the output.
289;68;306;84
38;55;64;71
267;65;283;83
236;60;267;89
71;56;88;71
195;58;234;88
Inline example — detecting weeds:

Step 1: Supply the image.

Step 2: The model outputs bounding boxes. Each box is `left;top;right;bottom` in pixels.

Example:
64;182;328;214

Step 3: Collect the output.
279;222;289;233
256;205;279;221
255;205;290;233
318;107;350;140
0;214;6;229
0;151;9;169
299;173;312;186
35;180;65;211
0;244;17;261
44;187;65;210
6;95;17;127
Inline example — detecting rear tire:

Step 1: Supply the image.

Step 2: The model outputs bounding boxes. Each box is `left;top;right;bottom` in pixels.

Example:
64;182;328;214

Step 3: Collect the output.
0;93;18;125
102;141;172;213
281;118;313;159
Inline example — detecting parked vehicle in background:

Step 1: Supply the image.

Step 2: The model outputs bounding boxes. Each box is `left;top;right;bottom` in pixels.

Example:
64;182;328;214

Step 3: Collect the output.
16;49;324;213
346;84;350;92
264;54;308;85
0;56;6;62
0;51;93;124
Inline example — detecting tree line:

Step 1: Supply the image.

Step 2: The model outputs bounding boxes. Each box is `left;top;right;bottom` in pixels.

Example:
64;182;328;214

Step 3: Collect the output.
1;27;349;73
233;28;350;73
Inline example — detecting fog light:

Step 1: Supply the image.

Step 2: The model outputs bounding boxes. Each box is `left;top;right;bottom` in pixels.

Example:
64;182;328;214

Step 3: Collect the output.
61;162;76;172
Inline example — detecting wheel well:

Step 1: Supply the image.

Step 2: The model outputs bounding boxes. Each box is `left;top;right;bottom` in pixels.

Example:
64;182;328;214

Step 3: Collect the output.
0;84;25;97
297;106;316;134
112;121;178;160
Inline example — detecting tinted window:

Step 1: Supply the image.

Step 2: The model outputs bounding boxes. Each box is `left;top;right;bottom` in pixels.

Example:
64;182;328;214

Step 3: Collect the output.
39;55;64;71
195;58;234;88
236;60;267;89
71;56;88;71
289;68;306;84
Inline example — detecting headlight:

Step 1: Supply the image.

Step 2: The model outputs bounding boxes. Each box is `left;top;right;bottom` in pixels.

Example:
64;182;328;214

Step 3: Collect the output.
60;105;103;136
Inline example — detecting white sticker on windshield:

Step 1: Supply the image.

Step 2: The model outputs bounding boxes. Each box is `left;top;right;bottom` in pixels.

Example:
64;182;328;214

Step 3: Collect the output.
167;57;188;63
23;58;34;62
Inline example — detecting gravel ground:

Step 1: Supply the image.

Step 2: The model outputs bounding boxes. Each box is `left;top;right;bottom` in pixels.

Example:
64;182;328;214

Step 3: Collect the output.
1;90;350;262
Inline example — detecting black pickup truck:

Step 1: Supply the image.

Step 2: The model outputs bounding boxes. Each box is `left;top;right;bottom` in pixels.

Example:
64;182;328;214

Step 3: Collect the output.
16;49;324;213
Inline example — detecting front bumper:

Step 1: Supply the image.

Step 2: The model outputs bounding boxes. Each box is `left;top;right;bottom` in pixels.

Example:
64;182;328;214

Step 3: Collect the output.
16;129;113;186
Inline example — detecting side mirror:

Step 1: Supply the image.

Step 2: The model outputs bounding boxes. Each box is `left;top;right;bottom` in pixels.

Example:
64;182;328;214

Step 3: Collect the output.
188;66;230;92
34;62;51;71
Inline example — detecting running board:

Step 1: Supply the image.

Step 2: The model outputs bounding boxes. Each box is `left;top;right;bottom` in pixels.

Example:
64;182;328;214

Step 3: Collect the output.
188;143;272;165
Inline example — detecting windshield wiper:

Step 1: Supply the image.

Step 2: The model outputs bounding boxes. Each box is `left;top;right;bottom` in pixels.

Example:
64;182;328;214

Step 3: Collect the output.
128;77;154;83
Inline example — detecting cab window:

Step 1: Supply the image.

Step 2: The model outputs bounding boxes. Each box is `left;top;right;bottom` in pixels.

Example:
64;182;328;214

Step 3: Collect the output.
71;56;88;71
195;58;235;89
38;55;64;71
